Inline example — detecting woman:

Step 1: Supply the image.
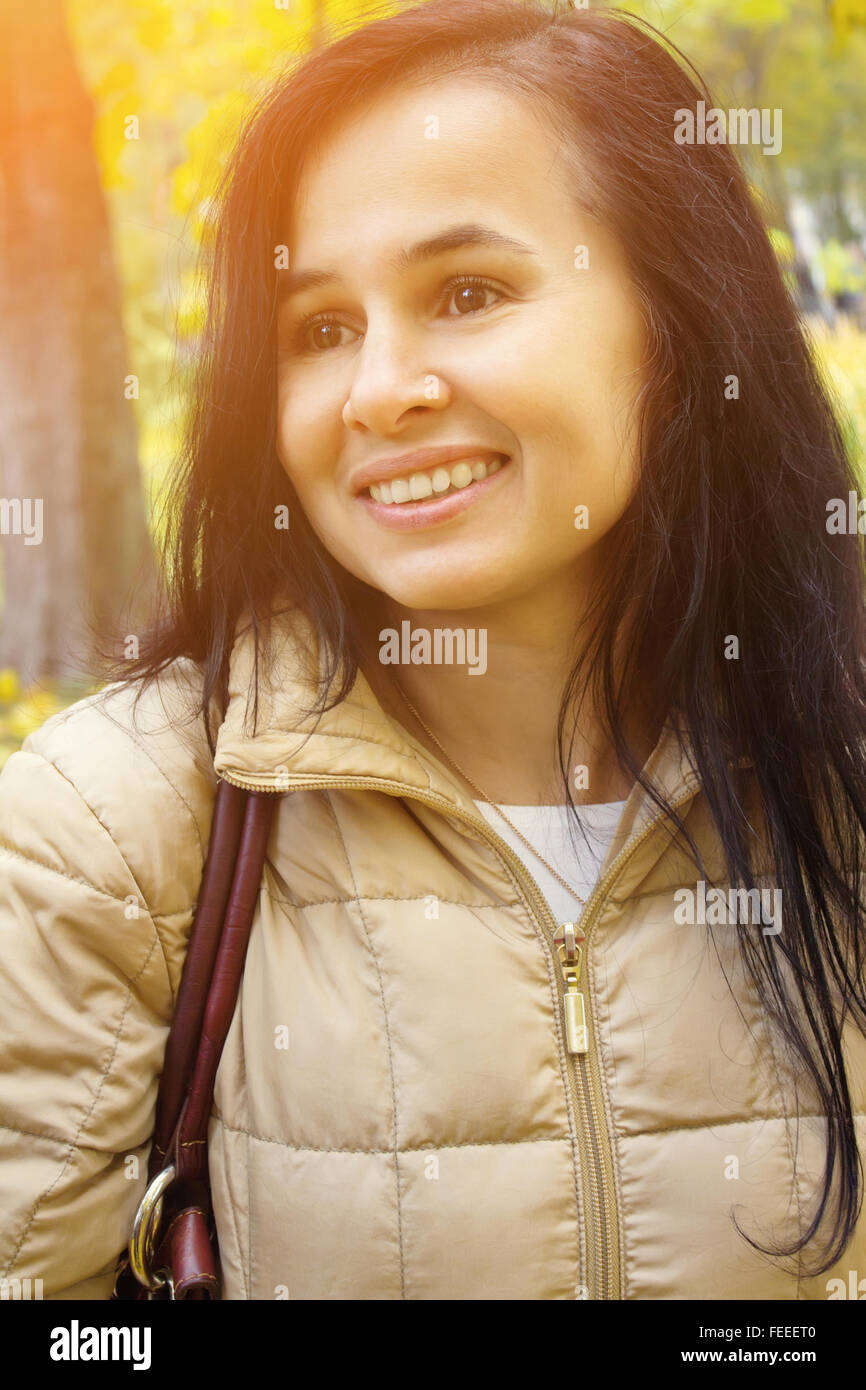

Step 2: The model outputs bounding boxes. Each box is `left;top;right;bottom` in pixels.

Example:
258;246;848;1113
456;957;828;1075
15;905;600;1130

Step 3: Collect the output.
1;0;864;1300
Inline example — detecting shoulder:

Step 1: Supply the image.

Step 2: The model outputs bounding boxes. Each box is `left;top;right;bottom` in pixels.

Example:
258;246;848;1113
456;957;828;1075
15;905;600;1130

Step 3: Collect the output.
0;662;221;1293
0;658;219;943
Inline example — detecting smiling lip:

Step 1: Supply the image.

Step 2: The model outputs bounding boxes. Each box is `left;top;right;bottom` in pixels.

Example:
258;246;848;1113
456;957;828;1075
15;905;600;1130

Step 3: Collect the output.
350;445;508;496
358;457;511;532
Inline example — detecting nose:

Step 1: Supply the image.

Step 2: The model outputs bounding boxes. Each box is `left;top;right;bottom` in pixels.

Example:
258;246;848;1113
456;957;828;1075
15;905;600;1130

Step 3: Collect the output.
342;314;451;434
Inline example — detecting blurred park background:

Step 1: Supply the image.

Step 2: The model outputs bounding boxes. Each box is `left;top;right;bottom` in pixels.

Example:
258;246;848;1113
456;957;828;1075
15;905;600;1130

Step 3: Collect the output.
0;0;865;762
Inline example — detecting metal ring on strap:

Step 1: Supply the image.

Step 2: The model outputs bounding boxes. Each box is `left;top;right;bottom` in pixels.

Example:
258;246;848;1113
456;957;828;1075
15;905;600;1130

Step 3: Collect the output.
128;1164;176;1291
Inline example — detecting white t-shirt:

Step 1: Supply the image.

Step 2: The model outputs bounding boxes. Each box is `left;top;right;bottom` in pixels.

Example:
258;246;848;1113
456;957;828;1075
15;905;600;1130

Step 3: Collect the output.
472;799;627;925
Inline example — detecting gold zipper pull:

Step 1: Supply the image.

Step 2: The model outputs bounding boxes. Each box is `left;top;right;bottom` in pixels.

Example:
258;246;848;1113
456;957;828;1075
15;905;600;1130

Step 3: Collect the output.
553;923;588;1055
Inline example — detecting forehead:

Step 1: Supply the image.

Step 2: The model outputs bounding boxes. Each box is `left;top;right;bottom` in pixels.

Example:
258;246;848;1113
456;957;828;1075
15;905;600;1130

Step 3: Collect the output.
288;75;575;262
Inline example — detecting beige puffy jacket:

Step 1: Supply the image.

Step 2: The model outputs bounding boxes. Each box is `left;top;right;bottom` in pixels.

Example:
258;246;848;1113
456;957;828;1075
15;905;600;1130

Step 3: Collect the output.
1;606;864;1300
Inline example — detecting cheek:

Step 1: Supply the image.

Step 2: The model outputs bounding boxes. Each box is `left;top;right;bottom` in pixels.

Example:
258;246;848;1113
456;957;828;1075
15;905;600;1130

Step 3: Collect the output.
516;281;644;429
569;306;645;468
275;384;334;500
275;383;296;474
524;326;644;533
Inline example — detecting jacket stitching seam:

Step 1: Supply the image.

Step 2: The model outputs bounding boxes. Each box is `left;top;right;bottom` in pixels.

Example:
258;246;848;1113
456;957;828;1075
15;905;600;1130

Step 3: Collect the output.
7;1106;853;1155
0;843;190;998
215;1123;248;1300
324;792;407;1298
2;932;164;1278
1;753;178;998
270;727;437;791
0;843;194;921
612;878;779;908
621;1112;837;1140
265;891;516;911
90;699;207;862
0;1122;159;1154
211;1118;573;1153
0;1121;110;1148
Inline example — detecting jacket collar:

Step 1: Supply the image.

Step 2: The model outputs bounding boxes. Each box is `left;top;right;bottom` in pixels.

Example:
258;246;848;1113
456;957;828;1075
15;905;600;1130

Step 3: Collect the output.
213;605;710;864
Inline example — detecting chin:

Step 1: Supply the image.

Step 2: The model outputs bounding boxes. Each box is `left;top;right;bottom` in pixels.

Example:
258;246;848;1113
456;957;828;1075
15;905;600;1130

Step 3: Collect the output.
372;572;508;613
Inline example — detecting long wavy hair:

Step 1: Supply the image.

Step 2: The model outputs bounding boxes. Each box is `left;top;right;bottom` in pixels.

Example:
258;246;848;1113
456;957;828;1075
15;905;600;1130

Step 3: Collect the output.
98;0;866;1275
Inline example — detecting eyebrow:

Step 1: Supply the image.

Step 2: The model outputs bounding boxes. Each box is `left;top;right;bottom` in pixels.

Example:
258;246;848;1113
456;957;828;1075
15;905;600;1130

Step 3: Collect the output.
276;223;537;302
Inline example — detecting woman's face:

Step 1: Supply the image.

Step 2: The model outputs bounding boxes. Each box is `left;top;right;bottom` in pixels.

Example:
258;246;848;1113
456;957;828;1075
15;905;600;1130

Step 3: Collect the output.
276;75;647;614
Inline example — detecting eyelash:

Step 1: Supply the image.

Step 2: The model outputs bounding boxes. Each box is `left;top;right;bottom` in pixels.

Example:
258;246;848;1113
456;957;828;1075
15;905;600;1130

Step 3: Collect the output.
286;274;503;355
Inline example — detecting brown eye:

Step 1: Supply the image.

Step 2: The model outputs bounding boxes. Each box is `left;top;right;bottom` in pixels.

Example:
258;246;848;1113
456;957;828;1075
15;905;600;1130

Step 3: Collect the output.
288;316;352;354
454;284;487;313
307;321;345;351
441;275;501;316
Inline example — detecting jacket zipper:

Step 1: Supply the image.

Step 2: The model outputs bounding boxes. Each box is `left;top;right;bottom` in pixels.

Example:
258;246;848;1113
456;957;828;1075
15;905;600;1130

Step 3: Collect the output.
218;766;699;1299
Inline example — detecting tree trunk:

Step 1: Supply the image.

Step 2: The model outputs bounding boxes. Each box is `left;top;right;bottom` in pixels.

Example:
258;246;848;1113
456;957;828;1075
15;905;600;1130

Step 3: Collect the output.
0;0;155;684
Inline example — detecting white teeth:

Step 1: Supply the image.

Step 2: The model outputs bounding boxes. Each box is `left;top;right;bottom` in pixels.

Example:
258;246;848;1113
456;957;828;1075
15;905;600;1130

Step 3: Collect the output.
367;456;505;504
409;472;433;500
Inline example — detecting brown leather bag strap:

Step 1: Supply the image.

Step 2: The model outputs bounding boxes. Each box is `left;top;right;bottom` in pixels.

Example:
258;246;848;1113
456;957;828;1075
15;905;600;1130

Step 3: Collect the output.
148;779;250;1180
115;781;281;1299
169;788;280;1181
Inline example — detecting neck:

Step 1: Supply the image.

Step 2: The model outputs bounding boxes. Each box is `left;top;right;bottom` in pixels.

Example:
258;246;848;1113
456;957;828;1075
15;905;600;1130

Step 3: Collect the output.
355;573;655;807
